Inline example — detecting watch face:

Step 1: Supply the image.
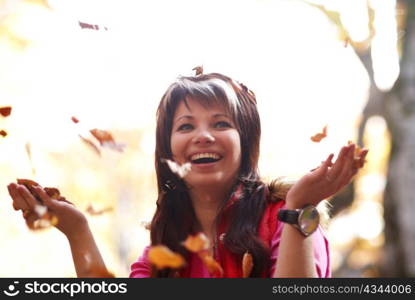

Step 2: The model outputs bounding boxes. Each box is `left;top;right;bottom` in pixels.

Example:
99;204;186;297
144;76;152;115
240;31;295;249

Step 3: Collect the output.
298;205;320;236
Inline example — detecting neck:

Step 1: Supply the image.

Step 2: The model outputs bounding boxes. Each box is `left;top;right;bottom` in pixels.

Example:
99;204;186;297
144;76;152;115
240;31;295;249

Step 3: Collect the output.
189;185;232;239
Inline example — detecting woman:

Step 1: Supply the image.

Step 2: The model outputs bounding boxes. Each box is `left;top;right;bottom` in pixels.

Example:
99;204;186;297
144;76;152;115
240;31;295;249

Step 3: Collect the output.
7;72;368;278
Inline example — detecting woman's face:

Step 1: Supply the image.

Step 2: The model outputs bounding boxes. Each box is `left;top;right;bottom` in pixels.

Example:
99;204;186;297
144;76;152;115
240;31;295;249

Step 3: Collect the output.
170;97;241;189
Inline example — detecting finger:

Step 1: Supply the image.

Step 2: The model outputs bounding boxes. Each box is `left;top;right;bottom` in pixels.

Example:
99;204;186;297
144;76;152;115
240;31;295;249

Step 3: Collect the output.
333;145;356;188
24;211;39;228
34;186;62;210
326;145;352;181
7;183;30;210
17;184;40;209
359;149;369;168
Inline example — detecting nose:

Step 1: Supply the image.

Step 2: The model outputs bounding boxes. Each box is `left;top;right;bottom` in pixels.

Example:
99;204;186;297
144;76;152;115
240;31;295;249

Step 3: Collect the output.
193;128;215;145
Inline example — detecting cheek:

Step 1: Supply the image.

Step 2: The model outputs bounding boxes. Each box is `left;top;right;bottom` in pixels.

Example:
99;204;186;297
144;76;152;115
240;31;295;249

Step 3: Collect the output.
170;134;186;160
228;132;242;163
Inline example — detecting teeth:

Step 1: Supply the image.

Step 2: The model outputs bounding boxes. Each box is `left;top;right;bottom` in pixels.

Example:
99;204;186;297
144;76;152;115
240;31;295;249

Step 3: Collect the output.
190;153;221;161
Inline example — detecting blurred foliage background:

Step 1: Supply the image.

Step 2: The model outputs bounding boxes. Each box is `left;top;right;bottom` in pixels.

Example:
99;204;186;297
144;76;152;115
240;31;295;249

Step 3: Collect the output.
0;0;412;277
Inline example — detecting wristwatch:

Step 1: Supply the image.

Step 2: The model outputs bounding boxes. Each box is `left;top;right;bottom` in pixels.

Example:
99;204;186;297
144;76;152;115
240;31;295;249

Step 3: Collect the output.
277;205;320;237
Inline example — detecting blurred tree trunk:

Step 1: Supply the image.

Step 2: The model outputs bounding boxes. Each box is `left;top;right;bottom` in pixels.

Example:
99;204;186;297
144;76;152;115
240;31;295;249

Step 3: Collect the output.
326;0;415;276
381;0;415;277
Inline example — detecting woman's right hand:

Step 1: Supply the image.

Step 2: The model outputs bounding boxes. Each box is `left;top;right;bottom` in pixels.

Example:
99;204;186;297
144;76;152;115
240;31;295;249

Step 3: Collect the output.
7;183;88;238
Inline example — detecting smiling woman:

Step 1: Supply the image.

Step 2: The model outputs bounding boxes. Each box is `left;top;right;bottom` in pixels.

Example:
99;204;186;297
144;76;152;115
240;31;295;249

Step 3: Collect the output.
7;70;367;278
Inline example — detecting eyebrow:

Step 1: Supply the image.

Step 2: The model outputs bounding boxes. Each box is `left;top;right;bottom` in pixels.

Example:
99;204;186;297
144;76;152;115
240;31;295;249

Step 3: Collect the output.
174;113;230;123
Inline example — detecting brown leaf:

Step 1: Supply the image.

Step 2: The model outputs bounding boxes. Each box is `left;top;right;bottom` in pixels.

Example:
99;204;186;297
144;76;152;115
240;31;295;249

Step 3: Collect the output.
310;125;327;143
182;233;210;253
89;129;125;152
86;203;114;216
0;130;7;137
71;116;80;124
148;245;186;269
242;251;253;278
192;65;203;76
0;106;12;117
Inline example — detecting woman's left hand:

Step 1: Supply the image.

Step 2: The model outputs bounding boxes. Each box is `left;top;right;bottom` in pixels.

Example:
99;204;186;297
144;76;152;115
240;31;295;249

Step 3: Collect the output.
285;143;368;209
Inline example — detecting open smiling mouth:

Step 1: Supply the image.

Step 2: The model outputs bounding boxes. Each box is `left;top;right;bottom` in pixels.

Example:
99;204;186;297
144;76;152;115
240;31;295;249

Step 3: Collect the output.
190;153;222;164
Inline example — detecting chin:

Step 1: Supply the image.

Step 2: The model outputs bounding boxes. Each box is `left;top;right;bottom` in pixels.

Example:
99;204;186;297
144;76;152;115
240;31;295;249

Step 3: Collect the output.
185;172;236;189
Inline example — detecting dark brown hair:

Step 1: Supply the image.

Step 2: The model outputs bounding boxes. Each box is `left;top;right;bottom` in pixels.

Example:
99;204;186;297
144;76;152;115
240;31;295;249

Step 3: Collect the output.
150;73;272;277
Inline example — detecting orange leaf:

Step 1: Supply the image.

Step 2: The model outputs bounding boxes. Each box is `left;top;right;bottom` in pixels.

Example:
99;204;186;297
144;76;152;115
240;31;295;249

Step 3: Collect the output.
310;125;327;143
90;129;115;145
198;252;224;277
0;130;7;137
148;245;185;269
242;251;253;278
0;106;12;117
182;233;210;253
71;116;80;124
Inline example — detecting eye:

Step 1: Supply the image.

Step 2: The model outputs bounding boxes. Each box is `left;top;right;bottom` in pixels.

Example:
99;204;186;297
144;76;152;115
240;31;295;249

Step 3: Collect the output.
177;123;194;131
215;121;232;128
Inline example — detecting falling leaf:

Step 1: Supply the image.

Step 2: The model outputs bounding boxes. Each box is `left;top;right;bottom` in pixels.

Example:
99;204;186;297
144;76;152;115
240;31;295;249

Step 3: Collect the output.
182;233;210;253
192;65;203;76
0;106;12;117
71;116;80;124
148;245;186;269
162;159;191;178
79;134;101;156
198;252;224;276
0;130;7;137
242;251;253;278
86;203;114;216
139;220;151;230
310;125;327;143
89;129;125;152
90;129;114;145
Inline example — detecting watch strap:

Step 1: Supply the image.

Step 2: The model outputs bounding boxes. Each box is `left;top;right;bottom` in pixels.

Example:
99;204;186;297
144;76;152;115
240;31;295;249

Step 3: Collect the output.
277;209;299;225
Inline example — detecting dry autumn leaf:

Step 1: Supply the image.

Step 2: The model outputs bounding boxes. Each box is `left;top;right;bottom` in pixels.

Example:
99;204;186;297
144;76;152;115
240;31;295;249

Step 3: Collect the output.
0;106;12;117
86;203;114;216
198;252;224;276
148;245;186;269
192;65;203;76
79;134;101;156
242;251;253;278
89;129;125;152
182;233;210;253
310;125;327;143
71;116;80;124
0;130;7;137
162;159;191;178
